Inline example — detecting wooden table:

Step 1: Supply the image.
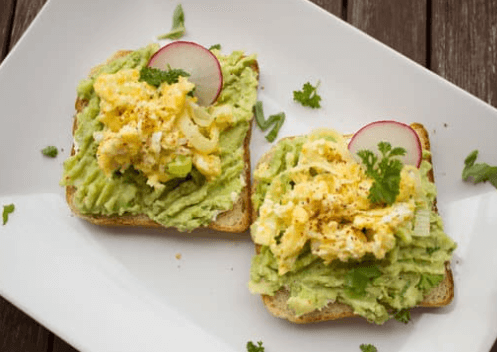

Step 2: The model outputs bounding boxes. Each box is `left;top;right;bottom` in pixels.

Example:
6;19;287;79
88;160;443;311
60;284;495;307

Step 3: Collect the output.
1;0;496;351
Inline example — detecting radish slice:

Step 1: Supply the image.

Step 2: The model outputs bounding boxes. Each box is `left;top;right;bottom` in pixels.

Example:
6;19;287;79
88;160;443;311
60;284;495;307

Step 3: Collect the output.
148;41;223;106
348;120;422;167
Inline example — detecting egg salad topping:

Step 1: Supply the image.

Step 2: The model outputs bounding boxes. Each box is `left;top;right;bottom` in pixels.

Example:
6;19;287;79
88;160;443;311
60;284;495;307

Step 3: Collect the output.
252;129;423;275
92;68;234;188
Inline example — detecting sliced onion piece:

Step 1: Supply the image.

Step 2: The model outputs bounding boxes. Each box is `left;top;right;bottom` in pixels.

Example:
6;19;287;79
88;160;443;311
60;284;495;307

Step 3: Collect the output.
189;102;214;127
179;111;218;154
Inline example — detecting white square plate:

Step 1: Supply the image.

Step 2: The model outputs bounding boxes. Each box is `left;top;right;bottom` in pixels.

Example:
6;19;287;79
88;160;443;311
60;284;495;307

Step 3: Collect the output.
1;0;497;351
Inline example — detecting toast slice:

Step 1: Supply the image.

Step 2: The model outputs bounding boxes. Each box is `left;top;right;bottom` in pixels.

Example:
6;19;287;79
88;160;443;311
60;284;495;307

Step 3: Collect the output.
252;123;454;323
66;50;257;233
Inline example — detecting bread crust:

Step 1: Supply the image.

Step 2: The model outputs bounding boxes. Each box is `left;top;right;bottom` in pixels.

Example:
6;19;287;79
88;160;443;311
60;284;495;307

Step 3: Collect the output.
252;123;454;323
66;50;257;233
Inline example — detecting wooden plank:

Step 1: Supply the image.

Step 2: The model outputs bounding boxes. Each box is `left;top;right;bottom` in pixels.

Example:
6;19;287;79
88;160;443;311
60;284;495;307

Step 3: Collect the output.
8;0;48;50
431;0;497;108
348;0;428;66
52;338;79;352
0;0;15;61
0;296;50;352
309;0;344;18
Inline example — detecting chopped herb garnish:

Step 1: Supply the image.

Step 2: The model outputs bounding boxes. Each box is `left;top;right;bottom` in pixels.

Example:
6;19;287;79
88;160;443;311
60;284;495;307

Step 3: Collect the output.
208;44;221;51
158;4;186;40
345;264;382;297
417;273;444;291
357;142;406;205
293;80;322;108
2;204;15;225
393;308;411;324
360;343;378;352
41;146;58;158
139;66;190;87
246;341;265;352
462;150;497;189
253;101;285;142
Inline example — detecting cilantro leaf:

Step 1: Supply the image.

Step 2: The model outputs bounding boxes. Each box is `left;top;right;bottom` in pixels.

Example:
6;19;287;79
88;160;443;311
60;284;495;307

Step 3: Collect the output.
462;150;497;188
246;341;265;352
139;66;190;88
357;142;406;205
393;308;411;324
41;146;58;158
253;101;286;142
345;264;382;297
208;44;221;51
417;273;444;290
360;343;378;352
2;204;15;225
158;4;186;40
293;81;322;108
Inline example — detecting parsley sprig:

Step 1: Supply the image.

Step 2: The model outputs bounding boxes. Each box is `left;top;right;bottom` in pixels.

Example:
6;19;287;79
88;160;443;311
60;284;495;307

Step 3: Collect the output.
253;101;285;142
293;80;322;108
357;142;406;205
393;308;411;324
360;343;378;352
158;4;186;40
246;341;265;352
41;146;58;158
139;66;190;88
462;150;497;188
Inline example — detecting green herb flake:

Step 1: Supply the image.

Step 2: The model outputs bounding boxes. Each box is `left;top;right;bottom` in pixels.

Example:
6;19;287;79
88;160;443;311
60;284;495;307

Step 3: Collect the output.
345;264;382;297
139;66;190;88
393;308;411;324
462;150;497;189
246;341;265;352
2;204;15;225
360;343;378;352
417;273;444;291
426;246;440;255
158;4;186;40
357;142;406;205
208;44;221;51
293;81;322;109
253;101;285;142
41;146;58;158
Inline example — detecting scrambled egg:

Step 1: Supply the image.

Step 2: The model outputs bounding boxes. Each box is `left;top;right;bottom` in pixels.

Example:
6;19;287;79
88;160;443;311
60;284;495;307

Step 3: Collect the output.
92;69;233;188
252;129;423;275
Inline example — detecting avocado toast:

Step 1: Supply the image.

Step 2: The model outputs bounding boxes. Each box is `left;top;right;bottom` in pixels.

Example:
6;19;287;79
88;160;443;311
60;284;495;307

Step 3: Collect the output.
62;44;259;232
249;123;456;324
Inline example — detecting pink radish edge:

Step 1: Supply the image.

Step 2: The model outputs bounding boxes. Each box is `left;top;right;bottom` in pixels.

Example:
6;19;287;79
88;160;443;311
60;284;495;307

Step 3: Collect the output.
348;120;423;168
148;41;223;106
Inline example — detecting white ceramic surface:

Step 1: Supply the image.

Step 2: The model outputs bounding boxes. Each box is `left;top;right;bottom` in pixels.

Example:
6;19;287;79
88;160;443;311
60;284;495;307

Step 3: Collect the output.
1;0;496;351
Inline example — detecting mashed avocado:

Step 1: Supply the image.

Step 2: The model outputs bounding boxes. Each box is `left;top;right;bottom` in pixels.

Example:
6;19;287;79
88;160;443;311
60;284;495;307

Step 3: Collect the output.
61;45;258;231
249;136;456;324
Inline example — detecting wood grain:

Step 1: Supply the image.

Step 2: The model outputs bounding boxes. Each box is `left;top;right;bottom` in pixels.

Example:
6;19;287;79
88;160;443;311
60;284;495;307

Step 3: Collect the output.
0;296;50;352
0;0;15;60
308;0;343;17
348;0;428;66
432;0;497;108
8;0;48;50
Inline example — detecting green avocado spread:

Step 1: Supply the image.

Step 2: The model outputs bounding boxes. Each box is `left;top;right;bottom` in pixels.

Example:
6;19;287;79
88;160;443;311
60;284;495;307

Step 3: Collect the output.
61;44;258;231
249;136;456;324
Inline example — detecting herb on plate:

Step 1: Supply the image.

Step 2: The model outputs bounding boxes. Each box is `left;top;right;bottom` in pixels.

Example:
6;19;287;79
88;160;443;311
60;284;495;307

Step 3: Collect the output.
139;66;190;87
253;101;285;143
246;340;265;352
462;150;497;189
360;343;378;352
357;142;406;205
41;146;58;158
293;80;322;108
158;4;186;40
2;204;15;225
